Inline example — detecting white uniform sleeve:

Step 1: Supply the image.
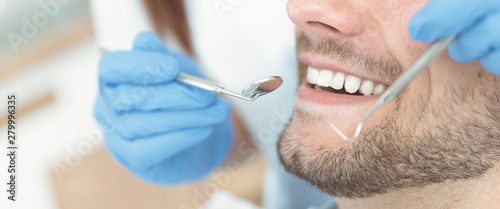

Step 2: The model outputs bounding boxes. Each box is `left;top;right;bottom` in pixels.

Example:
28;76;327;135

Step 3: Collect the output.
201;191;262;209
90;0;153;50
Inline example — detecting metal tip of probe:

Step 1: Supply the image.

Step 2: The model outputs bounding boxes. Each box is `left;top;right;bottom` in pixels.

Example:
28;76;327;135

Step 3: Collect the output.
329;122;364;142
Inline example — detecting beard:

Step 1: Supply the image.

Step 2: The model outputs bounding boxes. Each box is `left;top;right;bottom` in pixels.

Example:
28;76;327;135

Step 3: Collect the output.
277;33;500;199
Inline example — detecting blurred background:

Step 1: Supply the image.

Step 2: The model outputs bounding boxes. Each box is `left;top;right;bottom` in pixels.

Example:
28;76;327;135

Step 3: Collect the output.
0;0;265;208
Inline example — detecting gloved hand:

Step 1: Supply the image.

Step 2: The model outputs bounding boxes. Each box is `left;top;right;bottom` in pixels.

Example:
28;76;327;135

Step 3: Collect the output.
409;0;500;75
94;31;234;185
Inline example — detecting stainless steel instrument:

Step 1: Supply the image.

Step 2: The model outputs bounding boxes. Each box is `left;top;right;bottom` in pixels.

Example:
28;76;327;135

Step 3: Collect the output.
175;73;283;101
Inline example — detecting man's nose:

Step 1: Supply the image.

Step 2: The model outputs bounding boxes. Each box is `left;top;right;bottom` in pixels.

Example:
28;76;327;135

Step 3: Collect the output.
287;0;365;38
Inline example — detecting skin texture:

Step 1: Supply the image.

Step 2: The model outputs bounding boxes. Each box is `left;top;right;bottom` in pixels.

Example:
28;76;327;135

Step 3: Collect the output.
277;0;500;208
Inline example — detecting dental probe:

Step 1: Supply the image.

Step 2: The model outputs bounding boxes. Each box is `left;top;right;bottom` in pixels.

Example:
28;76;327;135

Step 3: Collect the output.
329;36;457;142
99;48;283;101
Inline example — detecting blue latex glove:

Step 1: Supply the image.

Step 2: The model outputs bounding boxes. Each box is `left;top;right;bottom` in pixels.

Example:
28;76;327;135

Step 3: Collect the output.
94;31;234;185
409;0;500;75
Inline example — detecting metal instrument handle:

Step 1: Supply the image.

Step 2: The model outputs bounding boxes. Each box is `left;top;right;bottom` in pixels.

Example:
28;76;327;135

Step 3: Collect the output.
175;72;224;93
175;72;255;101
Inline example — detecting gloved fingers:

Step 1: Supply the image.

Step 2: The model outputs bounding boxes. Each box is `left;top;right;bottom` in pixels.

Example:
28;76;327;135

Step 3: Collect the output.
102;82;217;111
480;48;500;76
103;126;214;170
95;94;136;139
132;31;172;54
132;154;207;185
104;136;167;183
448;11;500;63
133;31;204;78
150;147;215;184
105;143;174;184
143;120;234;184
99;51;179;85
96;96;231;139
106;123;232;185
409;0;500;42
104;140;136;171
118;98;231;138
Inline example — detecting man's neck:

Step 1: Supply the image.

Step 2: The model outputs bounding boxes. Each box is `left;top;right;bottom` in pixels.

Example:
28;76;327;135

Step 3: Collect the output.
334;165;500;209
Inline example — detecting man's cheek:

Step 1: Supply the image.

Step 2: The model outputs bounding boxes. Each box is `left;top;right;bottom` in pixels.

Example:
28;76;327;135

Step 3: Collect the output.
297;58;309;85
409;69;431;99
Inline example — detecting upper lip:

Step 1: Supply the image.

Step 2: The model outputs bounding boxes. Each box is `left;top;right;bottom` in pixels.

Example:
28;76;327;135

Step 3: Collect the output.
299;53;393;86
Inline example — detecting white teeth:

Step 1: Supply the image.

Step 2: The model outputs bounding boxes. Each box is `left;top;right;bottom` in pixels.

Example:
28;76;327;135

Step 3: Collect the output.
330;72;345;90
307;67;319;84
344;75;361;93
360;80;374;96
373;84;386;95
308;66;386;96
316;70;334;87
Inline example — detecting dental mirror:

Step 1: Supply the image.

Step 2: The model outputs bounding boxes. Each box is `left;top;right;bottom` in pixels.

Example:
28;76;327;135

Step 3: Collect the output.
241;76;283;98
176;73;283;101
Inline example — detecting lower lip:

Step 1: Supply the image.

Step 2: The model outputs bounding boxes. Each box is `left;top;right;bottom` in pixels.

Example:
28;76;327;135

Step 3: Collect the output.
297;83;380;105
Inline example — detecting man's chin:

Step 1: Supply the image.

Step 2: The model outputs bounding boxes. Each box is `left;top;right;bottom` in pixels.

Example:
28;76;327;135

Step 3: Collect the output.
277;101;401;199
277;113;395;199
277;116;352;198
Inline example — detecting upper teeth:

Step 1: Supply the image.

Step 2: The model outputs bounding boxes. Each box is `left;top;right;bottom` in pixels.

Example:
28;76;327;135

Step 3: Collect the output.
307;67;386;95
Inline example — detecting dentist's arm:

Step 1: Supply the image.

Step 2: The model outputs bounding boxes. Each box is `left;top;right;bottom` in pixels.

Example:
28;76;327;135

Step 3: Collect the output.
94;32;234;184
409;0;500;75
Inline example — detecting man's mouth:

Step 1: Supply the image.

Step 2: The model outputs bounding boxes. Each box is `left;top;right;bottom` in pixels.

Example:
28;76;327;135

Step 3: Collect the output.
291;33;401;143
295;65;393;144
307;67;387;96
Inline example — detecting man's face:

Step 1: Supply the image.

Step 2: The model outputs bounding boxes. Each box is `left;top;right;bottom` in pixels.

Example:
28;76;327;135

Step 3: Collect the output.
278;0;500;199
